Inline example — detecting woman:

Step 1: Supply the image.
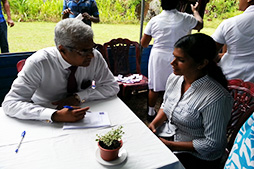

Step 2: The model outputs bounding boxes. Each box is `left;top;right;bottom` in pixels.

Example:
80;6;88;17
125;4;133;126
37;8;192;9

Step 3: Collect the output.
212;0;254;82
149;33;233;169
140;0;203;121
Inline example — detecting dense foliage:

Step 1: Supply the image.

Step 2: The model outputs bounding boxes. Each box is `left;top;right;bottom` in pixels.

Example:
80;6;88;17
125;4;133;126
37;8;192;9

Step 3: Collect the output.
8;0;62;22
5;0;241;23
205;0;242;20
96;0;141;24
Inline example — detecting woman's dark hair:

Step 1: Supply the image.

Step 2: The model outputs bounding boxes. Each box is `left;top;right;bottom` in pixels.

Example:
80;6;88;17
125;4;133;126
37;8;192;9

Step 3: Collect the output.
161;0;178;10
174;33;228;90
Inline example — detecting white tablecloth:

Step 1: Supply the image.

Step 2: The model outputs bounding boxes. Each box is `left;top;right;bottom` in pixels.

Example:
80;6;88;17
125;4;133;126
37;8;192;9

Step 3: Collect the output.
0;96;184;169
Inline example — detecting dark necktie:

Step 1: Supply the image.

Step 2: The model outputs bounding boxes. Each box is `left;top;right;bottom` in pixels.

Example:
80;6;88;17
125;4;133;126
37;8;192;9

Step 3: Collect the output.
67;66;78;94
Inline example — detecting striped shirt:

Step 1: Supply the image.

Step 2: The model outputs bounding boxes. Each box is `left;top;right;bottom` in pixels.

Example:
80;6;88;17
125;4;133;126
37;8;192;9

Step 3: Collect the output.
0;2;6;23
161;74;233;161
62;0;99;26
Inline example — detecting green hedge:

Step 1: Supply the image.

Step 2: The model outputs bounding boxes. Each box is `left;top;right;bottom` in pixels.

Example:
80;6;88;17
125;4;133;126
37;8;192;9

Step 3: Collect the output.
9;0;62;22
96;0;140;24
6;0;241;23
7;0;143;23
205;0;242;20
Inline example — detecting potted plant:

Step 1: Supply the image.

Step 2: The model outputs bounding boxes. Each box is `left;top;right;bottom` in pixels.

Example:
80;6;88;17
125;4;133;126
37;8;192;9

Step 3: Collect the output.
95;125;124;161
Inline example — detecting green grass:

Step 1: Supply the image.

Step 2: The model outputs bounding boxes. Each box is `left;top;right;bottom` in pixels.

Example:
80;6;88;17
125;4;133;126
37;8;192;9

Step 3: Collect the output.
8;22;56;52
8;21;218;53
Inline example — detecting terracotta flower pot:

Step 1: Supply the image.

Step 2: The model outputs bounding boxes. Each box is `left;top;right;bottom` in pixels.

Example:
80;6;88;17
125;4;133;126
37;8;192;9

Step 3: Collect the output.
98;140;123;161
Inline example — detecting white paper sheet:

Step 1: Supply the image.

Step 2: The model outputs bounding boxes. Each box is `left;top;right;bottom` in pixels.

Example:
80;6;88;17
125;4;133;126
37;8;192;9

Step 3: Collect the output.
75;13;83;20
63;112;111;130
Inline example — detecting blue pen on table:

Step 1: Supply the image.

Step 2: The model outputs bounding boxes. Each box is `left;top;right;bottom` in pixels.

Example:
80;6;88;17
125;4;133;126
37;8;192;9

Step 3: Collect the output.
15;131;26;153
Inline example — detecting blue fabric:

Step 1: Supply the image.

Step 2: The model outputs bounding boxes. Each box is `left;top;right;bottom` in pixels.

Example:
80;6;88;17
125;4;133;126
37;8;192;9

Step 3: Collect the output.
62;0;99;26
0;21;9;53
0;2;6;23
224;113;254;169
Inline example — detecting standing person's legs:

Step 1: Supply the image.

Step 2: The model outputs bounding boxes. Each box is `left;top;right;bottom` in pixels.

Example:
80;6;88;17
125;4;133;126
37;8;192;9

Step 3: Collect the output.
147;55;157;121
148;89;164;122
148;89;159;115
147;49;171;121
0;22;9;53
148;89;159;107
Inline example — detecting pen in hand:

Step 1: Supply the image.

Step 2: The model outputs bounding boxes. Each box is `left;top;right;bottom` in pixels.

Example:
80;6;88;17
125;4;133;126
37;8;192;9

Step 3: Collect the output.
64;105;91;113
15;131;26;153
63;105;74;110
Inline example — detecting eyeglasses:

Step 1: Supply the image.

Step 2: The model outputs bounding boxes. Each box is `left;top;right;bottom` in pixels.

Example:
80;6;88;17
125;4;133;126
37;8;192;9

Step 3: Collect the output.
65;46;94;56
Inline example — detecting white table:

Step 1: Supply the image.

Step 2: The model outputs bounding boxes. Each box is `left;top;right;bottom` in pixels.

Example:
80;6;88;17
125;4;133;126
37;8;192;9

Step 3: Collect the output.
0;96;184;169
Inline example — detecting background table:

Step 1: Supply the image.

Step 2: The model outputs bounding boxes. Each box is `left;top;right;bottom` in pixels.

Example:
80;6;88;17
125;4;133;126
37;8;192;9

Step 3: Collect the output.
0;96;184;169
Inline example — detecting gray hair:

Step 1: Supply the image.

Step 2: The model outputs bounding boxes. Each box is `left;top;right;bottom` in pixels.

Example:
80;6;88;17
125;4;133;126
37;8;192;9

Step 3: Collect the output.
54;18;94;49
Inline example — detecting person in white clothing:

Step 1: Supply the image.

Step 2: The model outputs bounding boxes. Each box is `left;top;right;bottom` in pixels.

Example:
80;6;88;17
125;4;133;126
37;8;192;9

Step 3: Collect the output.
212;0;254;82
140;0;203;121
2;18;119;123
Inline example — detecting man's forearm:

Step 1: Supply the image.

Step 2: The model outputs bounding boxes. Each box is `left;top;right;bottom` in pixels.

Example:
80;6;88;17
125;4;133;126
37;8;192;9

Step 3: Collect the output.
3;0;12;20
90;16;100;23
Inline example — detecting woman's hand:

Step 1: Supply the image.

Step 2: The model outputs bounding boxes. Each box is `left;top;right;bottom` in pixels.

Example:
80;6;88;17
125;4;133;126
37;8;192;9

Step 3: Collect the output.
191;2;203;31
190;2;199;12
148;123;157;133
159;137;175;150
148;108;168;133
159;137;195;152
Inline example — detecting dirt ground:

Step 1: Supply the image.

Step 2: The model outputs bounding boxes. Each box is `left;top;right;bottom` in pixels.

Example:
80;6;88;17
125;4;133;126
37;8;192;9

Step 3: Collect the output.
120;91;163;126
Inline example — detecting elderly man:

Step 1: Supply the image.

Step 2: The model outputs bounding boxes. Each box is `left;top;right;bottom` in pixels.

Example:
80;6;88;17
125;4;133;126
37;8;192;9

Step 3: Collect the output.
2;18;119;123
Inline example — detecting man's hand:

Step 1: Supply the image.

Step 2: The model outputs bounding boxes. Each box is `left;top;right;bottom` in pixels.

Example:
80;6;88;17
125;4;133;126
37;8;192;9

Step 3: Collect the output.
82;12;91;20
63;8;74;15
82;12;100;23
62;8;74;19
51;106;90;122
7;19;14;27
52;95;80;110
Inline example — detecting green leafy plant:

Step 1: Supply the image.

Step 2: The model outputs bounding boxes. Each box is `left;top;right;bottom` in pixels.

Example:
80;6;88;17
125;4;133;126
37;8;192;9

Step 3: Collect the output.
204;0;242;21
96;126;124;149
7;0;241;24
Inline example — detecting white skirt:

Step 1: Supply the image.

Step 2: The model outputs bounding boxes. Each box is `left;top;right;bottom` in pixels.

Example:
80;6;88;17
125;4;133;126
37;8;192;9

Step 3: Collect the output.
148;48;173;92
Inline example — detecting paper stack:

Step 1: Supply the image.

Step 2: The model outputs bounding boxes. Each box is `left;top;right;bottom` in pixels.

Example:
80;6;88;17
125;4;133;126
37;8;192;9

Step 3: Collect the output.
63;111;111;130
